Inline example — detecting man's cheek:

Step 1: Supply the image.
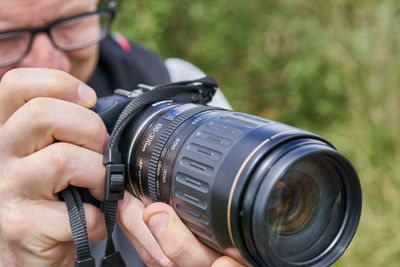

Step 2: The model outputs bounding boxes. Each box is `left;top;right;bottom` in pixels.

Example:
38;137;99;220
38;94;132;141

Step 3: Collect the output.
68;45;99;82
67;45;98;61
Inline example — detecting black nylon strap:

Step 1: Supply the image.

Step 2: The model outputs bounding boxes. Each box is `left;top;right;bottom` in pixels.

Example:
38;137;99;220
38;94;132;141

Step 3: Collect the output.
100;147;126;266
100;200;126;267
60;185;95;267
102;201;117;255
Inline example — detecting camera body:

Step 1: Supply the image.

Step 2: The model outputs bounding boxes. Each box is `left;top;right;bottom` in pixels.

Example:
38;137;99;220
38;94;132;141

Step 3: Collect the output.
94;82;362;267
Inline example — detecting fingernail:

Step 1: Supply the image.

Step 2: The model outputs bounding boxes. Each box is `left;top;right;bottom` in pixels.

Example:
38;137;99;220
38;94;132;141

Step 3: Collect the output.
78;82;97;107
147;212;169;233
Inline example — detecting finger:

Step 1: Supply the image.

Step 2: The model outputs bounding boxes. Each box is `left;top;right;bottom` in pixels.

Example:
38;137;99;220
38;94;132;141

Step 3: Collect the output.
1;97;107;157
0;200;106;247
117;192;170;266
0;68;97;125
212;256;247;267
120;234;162;267
13;142;105;200
143;202;221;266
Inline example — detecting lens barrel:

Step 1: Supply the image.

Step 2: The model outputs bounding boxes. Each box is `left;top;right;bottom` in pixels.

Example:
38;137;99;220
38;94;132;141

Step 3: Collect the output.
119;102;362;266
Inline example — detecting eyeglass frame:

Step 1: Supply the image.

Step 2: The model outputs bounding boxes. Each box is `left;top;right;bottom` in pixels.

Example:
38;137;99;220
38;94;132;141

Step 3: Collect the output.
0;0;116;67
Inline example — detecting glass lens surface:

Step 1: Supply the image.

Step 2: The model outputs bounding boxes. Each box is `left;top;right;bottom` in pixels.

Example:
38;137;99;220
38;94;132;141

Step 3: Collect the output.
266;171;319;235
265;157;345;262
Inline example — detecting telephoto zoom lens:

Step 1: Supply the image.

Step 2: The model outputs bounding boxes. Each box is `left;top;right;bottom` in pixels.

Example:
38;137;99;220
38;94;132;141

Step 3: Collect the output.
118;101;362;267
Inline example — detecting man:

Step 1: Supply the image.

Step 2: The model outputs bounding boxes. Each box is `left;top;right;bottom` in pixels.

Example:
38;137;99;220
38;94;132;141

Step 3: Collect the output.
0;0;243;266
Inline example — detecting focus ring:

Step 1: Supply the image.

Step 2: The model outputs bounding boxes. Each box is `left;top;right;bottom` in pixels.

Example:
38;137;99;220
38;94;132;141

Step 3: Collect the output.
147;105;223;202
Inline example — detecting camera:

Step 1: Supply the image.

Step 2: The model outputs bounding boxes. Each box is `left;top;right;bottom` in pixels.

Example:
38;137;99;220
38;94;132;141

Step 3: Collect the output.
94;77;362;267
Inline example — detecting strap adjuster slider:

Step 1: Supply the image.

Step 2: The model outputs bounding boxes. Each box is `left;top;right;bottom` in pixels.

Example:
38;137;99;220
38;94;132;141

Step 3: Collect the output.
104;164;125;201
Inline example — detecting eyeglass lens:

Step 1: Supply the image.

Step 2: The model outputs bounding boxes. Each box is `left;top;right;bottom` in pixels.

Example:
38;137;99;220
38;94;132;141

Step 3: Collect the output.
51;12;111;51
0;11;112;67
0;32;31;65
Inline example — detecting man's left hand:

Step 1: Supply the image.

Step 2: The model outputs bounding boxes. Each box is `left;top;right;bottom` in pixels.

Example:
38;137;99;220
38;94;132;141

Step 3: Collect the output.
117;192;246;267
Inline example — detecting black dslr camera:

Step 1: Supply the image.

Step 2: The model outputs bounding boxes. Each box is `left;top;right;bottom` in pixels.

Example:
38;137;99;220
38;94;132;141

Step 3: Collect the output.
93;77;361;267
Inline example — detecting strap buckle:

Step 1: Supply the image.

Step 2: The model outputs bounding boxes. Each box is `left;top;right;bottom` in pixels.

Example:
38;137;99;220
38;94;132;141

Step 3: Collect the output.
75;257;95;267
104;164;125;201
100;251;127;267
103;150;125;201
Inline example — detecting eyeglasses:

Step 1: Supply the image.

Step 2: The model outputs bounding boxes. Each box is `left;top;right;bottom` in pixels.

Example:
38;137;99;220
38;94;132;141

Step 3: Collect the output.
0;5;115;67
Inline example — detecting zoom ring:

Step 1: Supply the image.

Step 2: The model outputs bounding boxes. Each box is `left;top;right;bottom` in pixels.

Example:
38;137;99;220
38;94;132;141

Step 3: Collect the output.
147;106;223;202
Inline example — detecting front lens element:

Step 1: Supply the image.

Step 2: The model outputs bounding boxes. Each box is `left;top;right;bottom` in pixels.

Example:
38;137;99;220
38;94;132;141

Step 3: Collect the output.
265;157;345;262
266;170;319;235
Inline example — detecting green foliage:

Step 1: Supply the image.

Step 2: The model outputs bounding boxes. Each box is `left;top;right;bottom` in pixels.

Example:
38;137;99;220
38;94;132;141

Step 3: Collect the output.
114;0;400;266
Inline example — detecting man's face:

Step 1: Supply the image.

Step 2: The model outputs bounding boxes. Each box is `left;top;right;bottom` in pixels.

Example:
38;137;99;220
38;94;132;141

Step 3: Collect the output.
0;0;99;82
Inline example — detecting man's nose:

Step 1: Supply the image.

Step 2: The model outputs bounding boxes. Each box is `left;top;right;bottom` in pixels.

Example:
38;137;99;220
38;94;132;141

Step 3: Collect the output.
19;33;71;72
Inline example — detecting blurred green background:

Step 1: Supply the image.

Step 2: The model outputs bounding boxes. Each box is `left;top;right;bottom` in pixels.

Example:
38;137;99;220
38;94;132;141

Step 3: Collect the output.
112;0;400;266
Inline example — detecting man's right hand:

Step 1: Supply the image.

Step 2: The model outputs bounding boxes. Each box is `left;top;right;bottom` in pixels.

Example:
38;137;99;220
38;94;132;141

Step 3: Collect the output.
0;68;107;266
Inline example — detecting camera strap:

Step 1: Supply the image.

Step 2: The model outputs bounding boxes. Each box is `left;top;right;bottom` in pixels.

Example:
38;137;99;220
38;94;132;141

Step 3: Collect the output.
62;76;219;267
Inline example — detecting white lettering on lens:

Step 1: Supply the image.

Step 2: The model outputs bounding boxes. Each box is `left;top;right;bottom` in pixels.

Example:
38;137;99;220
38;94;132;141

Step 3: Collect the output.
162;169;168;183
153;122;163;132
142;132;155;152
192;117;202;125
171;138;181;151
142;123;164;152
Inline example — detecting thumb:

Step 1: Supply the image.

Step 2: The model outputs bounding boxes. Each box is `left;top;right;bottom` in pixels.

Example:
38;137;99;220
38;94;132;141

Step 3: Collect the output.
117;191;167;265
143;202;220;266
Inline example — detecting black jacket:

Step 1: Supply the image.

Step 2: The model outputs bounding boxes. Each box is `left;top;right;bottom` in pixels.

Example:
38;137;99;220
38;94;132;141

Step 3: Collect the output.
88;34;170;97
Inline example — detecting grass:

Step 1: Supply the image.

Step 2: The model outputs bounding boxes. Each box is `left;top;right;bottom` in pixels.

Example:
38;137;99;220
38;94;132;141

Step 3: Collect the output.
113;0;400;265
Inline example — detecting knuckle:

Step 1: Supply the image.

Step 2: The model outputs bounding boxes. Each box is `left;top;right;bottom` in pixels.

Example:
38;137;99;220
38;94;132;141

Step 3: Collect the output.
47;143;76;176
0;69;21;97
45;69;79;98
0;204;30;244
50;71;82;102
48;69;70;81
90;113;107;138
48;70;74;88
24;97;52;119
40;243;74;263
1;161;21;192
0;69;18;87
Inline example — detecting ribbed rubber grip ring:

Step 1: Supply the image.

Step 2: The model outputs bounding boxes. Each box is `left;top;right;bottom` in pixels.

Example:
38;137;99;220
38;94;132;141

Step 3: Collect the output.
147;106;222;201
